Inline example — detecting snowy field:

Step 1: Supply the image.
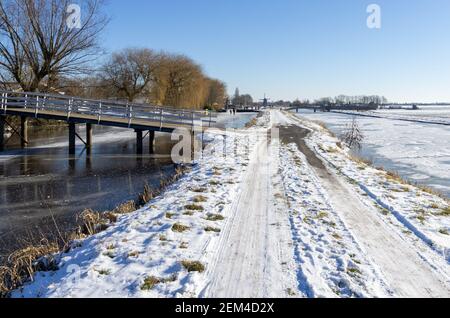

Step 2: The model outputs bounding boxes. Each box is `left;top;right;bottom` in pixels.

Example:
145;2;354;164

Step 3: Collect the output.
292;109;450;197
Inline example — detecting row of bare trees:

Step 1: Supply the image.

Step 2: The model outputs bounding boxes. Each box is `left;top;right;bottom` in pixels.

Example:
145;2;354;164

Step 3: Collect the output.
0;0;226;110
99;49;226;109
315;95;388;105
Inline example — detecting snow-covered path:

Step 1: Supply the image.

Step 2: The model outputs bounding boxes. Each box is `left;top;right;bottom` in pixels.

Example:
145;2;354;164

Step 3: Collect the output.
202;134;299;298
276;110;449;298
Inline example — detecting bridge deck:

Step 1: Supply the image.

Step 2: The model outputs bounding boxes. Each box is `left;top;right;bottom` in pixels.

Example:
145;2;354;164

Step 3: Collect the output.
0;90;217;153
0;90;216;132
4;107;209;132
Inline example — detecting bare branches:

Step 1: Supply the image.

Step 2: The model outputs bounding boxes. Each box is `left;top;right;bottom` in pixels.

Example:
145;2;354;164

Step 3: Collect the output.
0;0;108;92
341;117;364;150
101;48;158;102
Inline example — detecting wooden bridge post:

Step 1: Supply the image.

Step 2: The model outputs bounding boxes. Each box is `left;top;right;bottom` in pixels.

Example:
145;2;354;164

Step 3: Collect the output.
136;129;143;155
0;115;5;152
86;123;93;148
20;116;28;148
149;130;155;155
69;122;76;155
191;130;196;161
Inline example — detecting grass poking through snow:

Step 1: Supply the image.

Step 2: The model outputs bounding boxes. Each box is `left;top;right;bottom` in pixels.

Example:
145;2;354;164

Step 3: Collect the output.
181;261;205;273
206;214;225;221
193;195;208;203
185;204;204;211
171;223;190;233
204;226;221;233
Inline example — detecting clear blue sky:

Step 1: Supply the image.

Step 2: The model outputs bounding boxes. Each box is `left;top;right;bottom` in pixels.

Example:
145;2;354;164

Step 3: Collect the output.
100;0;450;103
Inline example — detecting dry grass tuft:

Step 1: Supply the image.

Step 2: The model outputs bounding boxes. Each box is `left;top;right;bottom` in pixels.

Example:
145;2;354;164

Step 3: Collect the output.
190;187;208;193
185;204;204;211
430;203;440;209
112;201;136;214
172;223;190;233
245;118;258;129
181;260;205;273
193;195;208;203
77;209;110;236
138;165;190;207
350;155;373;166
438;207;450;217
206;214;225;221
204;226;221;233
139;184;155;206
141;276;160;290
141;274;177;291
165;213;175;219
0;239;59;297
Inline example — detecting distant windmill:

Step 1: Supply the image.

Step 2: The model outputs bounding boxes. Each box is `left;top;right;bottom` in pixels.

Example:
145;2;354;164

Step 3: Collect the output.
259;94;271;109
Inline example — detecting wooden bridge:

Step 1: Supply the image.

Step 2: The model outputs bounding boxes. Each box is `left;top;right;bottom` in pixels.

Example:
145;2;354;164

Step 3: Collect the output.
0;90;216;154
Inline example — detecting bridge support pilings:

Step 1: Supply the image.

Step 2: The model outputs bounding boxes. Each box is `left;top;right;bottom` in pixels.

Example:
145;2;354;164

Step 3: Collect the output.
86;124;93;148
149;130;155;155
69;122;76;155
20;116;28;148
0;115;5;152
136;129;143;155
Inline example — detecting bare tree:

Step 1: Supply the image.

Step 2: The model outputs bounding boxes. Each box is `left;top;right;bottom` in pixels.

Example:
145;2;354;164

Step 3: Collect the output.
0;0;108;92
341;117;364;150
101;48;159;102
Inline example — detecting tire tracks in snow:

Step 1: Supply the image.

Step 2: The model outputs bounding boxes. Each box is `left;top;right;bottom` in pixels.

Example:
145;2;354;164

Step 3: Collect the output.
201;126;299;298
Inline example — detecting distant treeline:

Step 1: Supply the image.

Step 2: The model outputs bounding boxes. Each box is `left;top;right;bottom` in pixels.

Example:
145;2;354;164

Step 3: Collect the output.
293;95;388;106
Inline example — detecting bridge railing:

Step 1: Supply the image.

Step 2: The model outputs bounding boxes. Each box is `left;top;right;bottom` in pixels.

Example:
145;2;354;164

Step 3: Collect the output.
0;90;217;128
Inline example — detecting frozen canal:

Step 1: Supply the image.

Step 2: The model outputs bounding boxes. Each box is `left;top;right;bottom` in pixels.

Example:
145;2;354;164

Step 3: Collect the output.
292;107;450;198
